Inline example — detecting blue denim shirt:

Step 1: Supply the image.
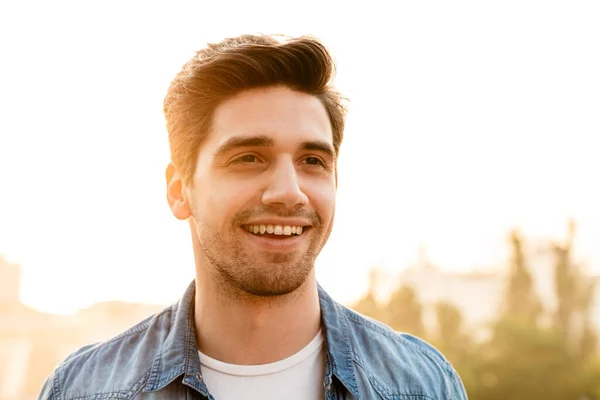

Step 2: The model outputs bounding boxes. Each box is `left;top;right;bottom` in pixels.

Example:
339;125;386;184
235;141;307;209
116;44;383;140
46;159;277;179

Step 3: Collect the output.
39;281;467;399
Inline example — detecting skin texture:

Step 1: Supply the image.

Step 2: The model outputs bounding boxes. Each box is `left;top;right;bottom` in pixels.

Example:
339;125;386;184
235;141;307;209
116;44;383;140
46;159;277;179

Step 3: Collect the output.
166;86;337;364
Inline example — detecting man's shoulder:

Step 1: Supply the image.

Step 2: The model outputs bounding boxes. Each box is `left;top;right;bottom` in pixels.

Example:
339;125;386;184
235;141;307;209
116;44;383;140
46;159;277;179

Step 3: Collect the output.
342;304;450;366
339;305;467;399
48;304;176;399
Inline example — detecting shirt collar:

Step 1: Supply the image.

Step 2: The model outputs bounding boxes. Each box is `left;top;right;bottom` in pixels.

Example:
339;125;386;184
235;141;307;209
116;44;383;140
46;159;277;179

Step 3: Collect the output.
318;283;360;398
143;280;209;395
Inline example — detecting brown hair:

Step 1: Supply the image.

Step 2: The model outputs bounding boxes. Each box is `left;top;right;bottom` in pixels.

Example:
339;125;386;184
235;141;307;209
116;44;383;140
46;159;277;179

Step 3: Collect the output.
163;34;347;183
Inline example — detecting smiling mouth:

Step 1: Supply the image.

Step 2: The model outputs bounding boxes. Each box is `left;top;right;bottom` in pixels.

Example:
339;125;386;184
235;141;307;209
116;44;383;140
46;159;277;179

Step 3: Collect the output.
242;224;309;237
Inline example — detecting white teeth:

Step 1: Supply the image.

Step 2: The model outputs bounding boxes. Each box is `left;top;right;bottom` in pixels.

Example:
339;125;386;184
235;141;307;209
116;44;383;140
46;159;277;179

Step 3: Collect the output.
245;224;305;236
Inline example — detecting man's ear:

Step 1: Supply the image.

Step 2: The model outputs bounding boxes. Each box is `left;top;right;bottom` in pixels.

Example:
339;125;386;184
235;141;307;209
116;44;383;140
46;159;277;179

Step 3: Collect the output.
166;163;192;221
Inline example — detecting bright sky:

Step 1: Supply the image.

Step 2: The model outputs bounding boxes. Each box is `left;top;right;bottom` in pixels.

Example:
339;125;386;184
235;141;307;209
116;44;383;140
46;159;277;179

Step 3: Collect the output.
1;1;599;315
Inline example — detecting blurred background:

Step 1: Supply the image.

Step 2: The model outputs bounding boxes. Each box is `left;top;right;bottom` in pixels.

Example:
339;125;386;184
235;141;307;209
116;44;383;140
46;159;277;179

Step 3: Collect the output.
0;0;599;398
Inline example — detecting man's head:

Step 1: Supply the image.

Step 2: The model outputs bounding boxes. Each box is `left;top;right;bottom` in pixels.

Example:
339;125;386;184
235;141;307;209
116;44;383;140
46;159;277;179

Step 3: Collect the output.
164;34;347;297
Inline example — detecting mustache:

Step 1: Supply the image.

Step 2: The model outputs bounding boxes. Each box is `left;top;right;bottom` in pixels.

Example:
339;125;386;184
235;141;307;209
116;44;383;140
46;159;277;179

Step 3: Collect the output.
233;207;321;226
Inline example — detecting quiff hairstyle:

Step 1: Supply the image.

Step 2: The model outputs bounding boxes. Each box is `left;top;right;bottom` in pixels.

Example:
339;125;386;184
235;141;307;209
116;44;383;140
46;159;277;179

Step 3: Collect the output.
163;34;347;184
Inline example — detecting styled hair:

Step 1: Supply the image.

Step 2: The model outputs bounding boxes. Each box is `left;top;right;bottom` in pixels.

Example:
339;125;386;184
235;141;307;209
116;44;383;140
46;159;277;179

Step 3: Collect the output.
163;34;347;183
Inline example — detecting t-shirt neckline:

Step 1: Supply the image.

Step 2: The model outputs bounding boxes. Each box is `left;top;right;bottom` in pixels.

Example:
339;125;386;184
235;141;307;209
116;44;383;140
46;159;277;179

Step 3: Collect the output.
198;329;324;377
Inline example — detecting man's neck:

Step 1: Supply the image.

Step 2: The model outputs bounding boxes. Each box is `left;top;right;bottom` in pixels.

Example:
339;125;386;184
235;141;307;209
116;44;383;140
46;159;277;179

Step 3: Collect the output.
193;271;322;365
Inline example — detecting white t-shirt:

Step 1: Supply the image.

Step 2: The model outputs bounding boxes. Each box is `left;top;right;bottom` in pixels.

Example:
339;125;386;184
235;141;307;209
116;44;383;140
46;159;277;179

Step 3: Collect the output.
198;329;325;400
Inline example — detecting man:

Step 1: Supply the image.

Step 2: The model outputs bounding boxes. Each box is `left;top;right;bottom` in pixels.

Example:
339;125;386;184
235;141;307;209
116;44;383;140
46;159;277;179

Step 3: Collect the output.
39;34;468;399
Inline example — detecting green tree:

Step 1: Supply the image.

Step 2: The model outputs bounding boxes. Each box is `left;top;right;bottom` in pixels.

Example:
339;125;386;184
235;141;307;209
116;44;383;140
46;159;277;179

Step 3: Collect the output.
501;230;542;323
351;225;600;399
432;301;477;393
352;269;387;323
469;225;600;399
553;221;597;357
471;319;596;400
433;301;466;362
352;270;426;338
385;284;425;338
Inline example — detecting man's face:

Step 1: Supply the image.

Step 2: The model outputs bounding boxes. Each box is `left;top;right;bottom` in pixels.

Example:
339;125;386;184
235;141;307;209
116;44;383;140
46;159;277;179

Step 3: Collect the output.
181;86;337;297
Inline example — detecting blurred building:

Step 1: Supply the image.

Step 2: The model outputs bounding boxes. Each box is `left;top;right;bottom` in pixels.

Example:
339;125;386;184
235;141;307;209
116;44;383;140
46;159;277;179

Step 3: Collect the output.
0;257;165;400
394;240;599;339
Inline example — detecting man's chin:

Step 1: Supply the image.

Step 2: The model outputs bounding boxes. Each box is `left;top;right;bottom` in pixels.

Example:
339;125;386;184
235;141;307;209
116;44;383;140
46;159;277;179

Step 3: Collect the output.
232;264;313;298
242;285;300;297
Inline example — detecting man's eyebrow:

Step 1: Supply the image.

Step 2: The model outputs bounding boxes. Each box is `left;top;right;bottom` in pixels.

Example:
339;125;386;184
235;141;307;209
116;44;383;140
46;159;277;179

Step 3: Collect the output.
300;140;336;159
212;135;275;157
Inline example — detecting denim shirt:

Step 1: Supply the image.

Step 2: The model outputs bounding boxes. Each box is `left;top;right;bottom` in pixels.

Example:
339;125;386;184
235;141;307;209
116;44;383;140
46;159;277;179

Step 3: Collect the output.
39;281;468;399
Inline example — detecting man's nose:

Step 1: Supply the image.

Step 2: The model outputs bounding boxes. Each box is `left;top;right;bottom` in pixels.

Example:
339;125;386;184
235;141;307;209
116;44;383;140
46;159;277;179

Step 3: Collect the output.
261;160;308;209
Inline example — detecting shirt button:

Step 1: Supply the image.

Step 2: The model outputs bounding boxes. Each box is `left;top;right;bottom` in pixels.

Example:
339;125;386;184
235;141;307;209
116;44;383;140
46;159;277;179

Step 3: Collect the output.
196;372;203;381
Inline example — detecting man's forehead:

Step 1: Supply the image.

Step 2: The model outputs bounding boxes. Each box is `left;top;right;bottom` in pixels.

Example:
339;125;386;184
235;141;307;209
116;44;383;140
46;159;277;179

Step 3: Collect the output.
208;87;332;139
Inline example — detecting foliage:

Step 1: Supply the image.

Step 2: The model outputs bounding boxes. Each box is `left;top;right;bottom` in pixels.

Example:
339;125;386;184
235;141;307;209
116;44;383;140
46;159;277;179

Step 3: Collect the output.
352;224;600;399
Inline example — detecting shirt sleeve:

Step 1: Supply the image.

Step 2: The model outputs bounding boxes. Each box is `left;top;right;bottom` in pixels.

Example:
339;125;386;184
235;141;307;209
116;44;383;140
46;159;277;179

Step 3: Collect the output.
37;371;56;400
448;368;469;400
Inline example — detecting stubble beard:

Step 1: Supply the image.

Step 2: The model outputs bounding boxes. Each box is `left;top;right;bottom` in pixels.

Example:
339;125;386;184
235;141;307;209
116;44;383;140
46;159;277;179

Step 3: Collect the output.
194;216;324;299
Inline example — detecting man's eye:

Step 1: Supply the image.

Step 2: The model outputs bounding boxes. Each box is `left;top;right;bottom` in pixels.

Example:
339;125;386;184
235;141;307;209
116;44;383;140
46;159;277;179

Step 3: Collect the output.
303;157;325;167
233;154;259;163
